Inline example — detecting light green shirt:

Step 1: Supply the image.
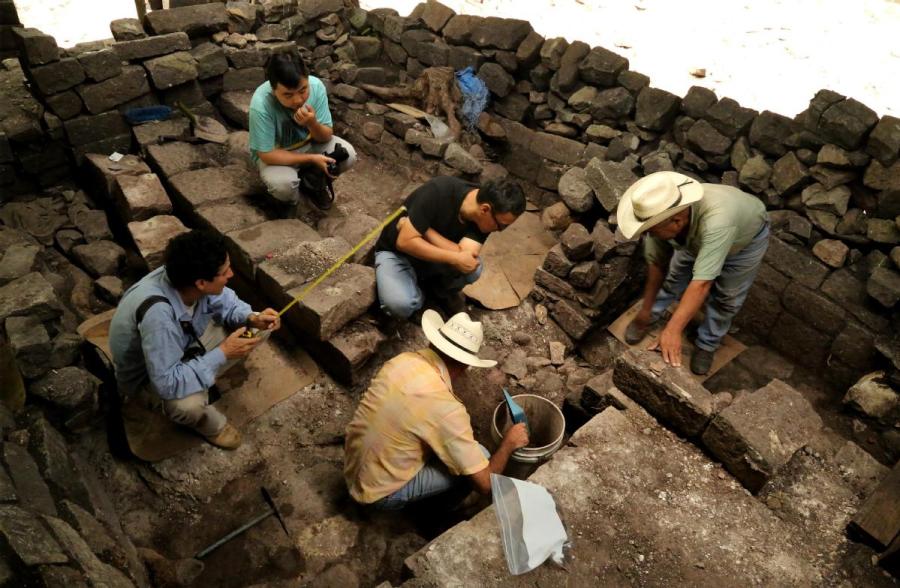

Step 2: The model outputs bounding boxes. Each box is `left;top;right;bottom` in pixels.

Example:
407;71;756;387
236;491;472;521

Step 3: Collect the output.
643;183;768;280
248;76;333;163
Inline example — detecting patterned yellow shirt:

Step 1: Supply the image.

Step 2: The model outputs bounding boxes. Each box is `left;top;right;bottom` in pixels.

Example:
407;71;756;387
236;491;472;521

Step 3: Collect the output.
343;349;490;504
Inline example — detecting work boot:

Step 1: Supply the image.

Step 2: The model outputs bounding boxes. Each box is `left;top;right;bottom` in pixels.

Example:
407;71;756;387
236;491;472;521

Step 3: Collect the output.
690;348;715;375
205;422;242;450
625;318;652;345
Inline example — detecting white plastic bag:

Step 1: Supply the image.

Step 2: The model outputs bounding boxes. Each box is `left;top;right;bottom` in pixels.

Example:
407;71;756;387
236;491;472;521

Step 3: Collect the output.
491;473;568;575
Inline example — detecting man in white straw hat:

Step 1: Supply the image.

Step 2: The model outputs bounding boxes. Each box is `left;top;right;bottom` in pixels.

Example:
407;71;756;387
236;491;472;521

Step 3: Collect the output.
343;310;529;511
616;171;769;375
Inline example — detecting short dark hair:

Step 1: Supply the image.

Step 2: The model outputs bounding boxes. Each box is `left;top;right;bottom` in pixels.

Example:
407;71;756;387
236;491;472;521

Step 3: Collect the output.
476;178;526;216
164;230;229;289
266;52;308;90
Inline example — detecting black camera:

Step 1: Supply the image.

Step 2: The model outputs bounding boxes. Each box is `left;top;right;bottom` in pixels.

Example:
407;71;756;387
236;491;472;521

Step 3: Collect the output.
324;143;350;176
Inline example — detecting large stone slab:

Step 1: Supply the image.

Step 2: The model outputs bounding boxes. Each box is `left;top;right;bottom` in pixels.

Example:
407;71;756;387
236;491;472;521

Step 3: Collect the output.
764;235;830;290
2;443;56;516
227;219;320;280
613;348;714;437
71;241;126;278
127;215;190;270
168;164;265;213
12;27;59;66
529;131;585;165
406;407;824;586
113;32;191;61
42;515;133;587
112;172;172;222
63;111;130;147
0;272;62;324
144;51;199;90
219;90;253;129
6;315;50;379
27;417;92;510
584;157;639;212
145;140;229;179
29;58;85;95
702;379;823;492
144;3;229;36
194;200;268;237
307;317;387;385
284;263;376;341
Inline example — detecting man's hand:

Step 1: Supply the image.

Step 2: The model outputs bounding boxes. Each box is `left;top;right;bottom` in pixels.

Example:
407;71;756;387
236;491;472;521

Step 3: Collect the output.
501;423;529;450
220;327;263;360
649;325;683;367
293;103;317;127
307;153;336;177
249;308;281;332
451;250;479;274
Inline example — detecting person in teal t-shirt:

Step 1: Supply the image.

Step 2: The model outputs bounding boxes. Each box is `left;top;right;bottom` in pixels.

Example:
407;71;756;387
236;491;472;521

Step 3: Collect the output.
616;172;770;376
249;52;356;211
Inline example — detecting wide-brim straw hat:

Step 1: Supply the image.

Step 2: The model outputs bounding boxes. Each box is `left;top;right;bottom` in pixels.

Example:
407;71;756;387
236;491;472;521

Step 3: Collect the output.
421;309;497;368
616;171;704;239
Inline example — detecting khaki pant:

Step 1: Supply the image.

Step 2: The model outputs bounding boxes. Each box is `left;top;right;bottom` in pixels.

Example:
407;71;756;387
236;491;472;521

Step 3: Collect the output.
140;323;269;437
257;135;357;204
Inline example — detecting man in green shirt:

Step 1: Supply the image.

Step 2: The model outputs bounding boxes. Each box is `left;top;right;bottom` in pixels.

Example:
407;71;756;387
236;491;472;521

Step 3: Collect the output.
617;172;769;375
249;52;357;211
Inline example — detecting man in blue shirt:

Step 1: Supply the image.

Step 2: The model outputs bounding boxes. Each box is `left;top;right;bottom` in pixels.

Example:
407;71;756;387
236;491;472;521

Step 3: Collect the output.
249;52;357;212
109;231;281;449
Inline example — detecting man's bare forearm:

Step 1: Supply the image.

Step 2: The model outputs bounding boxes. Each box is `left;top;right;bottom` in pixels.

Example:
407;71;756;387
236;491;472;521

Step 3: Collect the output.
424;229;462;252
306;121;333;143
258;149;315;166
639;262;667;316
397;235;458;266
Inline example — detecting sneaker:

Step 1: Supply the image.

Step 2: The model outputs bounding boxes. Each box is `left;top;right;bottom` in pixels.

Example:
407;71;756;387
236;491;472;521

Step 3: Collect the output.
306;186;333;211
205;423;242;450
690;348;715;375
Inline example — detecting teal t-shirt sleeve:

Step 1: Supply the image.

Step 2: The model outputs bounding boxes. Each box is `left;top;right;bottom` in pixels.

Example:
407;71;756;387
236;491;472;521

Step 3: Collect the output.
692;226;737;280
643;236;672;267
248;106;276;155
309;77;333;128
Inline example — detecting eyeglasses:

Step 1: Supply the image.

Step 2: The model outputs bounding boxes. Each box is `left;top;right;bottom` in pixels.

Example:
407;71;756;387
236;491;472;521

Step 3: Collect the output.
490;208;510;232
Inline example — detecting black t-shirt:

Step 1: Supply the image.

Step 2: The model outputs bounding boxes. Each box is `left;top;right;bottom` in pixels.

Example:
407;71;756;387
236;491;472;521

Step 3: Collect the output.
376;176;487;253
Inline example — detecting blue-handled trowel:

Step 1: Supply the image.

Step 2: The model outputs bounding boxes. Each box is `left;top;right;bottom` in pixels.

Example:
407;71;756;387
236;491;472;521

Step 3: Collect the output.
503;388;528;428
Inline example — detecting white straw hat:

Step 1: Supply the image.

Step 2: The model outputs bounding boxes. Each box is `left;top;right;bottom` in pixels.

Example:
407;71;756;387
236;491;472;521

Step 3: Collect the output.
421;309;497;368
616;171;704;239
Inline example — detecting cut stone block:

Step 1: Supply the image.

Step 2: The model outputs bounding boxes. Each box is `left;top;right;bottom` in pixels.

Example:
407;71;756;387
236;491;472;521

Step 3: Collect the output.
168;164;265;213
284;263;376;341
77;65;150;115
27;417;92;509
127;215;190;270
310;318;387;386
131;118;191;151
702;379;824;492
144;51;199;90
42;515;132;587
257;237;353;308
584;157;639;212
82;153;151;203
71;241;126;278
112;173;172;222
227;219;320;280
194;200;268;237
63;111;129;147
764;236;829;289
29;58;85;95
316;213;381;264
145;141;229;180
112;32;190;61
144;3;229;36
0;242;42;286
219;91;253;129
5;315;51;379
613;348;714;437
2;442;57;516
550;298;592;340
0;272;63;324
0;505;68;566
12;27;59;65
76;48;121;82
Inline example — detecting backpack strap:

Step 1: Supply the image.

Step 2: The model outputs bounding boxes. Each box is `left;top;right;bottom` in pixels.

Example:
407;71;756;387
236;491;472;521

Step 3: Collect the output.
135;295;171;325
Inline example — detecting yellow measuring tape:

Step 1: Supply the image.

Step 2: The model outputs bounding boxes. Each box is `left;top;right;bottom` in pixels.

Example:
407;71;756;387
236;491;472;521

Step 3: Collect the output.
277;205;407;318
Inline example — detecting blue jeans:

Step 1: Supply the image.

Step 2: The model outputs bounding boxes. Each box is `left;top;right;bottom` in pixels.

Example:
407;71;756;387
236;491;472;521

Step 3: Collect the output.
373;445;491;511
374;250;483;320
650;223;769;352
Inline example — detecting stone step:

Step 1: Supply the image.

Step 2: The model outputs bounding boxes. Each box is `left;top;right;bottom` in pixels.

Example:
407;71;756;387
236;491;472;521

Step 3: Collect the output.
403;407;856;586
127;215;190;271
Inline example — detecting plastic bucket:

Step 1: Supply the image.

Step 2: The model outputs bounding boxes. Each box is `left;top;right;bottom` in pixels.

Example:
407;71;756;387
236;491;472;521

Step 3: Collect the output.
491;394;566;464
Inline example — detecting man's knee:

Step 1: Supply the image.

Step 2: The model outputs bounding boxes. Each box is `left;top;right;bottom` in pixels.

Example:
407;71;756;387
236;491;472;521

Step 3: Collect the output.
162;392;207;427
380;292;423;320
265;177;300;203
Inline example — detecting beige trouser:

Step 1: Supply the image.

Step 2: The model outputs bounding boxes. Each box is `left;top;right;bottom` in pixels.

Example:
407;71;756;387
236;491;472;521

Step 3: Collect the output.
142;323;269;437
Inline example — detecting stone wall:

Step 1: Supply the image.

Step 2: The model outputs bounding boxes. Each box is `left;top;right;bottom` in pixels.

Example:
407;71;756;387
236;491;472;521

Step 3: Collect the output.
0;0;19;58
4;0;899;389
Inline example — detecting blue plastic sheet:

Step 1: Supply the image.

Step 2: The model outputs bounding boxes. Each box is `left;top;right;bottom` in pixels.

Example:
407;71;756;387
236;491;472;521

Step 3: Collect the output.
123;105;172;125
455;66;490;129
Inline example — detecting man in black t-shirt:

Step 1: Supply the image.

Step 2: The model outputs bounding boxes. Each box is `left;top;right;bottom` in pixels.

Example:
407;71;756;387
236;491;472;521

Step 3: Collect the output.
375;176;526;319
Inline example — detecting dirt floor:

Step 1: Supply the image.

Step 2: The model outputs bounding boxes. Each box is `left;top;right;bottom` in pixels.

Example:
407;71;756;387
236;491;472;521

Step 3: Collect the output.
63;153;894;587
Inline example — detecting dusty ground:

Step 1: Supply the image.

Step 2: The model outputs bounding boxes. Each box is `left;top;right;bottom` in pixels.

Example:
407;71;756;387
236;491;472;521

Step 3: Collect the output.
15;0;900;118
